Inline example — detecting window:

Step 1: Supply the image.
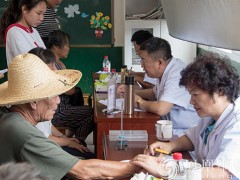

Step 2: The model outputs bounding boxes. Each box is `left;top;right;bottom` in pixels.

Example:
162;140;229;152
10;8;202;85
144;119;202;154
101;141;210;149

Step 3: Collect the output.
199;45;240;63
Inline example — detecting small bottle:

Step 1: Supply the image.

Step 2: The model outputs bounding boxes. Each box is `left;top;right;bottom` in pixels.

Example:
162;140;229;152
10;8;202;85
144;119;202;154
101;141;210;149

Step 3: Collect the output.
102;56;111;73
124;75;135;114
120;65;127;83
169;153;187;180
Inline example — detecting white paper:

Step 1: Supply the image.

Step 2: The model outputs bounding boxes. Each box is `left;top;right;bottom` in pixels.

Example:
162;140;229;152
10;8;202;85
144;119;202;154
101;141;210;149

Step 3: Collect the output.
0;69;8;74
107;84;116;112
99;98;142;112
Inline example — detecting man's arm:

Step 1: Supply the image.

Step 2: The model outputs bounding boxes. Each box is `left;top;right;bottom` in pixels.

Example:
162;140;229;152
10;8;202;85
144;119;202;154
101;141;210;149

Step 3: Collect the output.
68;159;140;179
135;89;155;100
132;72;155;89
136;98;174;116
135;89;173;116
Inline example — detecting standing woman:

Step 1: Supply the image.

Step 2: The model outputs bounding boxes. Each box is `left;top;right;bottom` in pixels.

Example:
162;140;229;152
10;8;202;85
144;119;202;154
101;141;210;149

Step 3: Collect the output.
0;0;47;65
46;30;94;140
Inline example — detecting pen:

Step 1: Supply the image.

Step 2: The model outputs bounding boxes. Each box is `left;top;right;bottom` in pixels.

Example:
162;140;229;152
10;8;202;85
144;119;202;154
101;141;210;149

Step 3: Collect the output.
154;148;172;155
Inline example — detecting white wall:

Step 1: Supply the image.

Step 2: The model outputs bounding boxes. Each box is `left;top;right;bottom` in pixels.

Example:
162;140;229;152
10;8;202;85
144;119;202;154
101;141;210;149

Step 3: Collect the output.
160;20;196;64
113;0;124;46
113;0;196;65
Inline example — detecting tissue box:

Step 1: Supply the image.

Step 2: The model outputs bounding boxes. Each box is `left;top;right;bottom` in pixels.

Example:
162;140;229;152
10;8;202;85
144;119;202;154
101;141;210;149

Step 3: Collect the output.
109;130;148;141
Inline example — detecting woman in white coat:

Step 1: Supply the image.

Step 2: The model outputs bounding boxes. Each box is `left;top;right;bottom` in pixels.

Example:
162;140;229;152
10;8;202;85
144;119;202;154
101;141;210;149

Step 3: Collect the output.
131;52;240;180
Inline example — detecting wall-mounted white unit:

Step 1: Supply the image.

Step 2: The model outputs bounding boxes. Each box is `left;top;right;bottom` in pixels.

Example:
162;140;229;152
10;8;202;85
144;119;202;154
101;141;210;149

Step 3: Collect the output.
124;20;161;71
124;20;197;71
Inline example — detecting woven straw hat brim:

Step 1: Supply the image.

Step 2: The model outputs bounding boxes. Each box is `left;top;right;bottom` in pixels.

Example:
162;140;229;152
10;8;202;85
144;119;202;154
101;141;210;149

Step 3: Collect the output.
0;53;82;106
0;69;82;106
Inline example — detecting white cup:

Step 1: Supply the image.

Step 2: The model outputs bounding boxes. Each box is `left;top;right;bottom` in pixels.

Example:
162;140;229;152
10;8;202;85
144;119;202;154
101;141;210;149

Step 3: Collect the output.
186;162;202;180
155;120;173;141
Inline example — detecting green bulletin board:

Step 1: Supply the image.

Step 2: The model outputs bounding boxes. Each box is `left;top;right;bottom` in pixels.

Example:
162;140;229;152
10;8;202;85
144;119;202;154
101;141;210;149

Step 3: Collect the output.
0;0;8;44
57;0;113;47
0;0;113;46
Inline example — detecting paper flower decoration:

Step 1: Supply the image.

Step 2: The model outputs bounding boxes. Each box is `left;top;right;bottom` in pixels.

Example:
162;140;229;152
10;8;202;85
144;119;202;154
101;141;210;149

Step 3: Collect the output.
90;12;112;30
64;4;80;18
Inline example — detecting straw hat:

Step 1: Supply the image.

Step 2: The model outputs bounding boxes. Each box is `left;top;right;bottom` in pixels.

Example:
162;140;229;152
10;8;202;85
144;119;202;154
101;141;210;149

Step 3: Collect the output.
0;53;82;106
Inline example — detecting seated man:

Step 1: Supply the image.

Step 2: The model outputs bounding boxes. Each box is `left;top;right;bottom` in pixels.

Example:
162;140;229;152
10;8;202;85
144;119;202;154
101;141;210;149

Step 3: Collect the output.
29;47;95;159
130;30;156;89
0;53;139;180
118;37;199;135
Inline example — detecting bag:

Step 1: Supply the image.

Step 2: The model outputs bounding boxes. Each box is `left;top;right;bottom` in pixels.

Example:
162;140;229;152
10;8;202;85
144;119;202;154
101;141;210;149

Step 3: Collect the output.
69;86;84;106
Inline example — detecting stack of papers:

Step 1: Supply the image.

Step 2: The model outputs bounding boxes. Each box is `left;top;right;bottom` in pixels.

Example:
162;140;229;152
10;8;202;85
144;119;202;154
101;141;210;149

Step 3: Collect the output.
0;69;8;74
98;98;142;112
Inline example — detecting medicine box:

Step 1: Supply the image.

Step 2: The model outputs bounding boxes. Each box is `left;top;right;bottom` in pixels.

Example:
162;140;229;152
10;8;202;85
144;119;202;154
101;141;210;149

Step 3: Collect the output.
109;130;148;141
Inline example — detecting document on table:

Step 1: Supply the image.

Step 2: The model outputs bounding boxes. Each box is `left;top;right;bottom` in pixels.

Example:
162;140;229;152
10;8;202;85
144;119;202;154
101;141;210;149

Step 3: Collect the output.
0;69;8;74
98;98;142;112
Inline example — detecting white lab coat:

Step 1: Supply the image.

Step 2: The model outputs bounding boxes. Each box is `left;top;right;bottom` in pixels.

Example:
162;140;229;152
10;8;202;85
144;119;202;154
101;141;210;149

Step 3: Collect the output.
185;97;240;179
153;58;200;135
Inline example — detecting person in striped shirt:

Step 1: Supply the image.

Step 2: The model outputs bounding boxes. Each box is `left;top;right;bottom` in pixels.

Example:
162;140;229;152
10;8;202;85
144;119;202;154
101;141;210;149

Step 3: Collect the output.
37;0;62;44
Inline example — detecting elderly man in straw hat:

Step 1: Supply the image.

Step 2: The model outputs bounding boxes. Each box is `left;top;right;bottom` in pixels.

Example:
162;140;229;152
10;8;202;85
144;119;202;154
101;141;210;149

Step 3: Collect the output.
0;53;139;180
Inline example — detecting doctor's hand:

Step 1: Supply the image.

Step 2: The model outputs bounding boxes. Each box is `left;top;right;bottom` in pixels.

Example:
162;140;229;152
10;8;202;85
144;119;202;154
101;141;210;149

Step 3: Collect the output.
144;141;173;156
131;154;166;178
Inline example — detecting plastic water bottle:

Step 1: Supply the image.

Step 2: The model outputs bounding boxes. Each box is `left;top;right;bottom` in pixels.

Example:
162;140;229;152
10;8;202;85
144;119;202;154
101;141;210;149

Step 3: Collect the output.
102;56;111;73
169;153;187;180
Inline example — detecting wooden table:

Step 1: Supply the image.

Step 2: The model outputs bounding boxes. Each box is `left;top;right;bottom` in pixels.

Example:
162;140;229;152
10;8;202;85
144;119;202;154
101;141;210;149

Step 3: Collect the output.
102;133;192;161
93;92;160;159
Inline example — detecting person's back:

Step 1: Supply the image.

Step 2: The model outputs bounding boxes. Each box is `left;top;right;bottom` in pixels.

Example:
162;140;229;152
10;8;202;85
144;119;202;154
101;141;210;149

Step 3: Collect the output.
0;106;78;180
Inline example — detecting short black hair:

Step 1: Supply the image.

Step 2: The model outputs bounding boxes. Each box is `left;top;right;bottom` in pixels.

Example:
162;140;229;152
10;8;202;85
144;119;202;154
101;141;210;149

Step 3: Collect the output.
28;47;56;65
180;52;240;103
131;30;153;45
46;30;70;49
140;37;172;61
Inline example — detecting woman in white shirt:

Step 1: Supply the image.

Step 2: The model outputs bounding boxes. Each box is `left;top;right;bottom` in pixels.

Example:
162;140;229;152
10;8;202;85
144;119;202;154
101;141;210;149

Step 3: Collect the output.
132;52;240;180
